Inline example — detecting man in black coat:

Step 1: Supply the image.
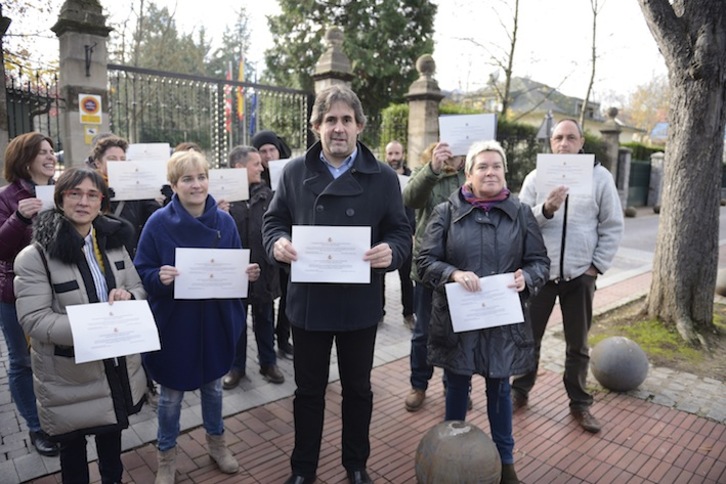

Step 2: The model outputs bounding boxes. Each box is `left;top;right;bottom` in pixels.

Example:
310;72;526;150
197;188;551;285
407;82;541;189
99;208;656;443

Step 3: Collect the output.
263;85;411;484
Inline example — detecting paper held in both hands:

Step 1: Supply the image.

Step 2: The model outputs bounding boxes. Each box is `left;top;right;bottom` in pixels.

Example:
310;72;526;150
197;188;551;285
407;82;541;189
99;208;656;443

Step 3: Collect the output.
66;300;160;364
290;225;371;284
174;248;251;299
445;273;523;332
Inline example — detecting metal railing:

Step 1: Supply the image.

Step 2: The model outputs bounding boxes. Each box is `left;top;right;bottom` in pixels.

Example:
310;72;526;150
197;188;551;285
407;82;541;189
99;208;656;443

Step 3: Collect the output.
107;64;314;167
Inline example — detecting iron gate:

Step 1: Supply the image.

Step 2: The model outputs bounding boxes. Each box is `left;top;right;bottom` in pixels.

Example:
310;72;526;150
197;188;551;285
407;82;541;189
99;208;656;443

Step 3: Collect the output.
107;64;314;167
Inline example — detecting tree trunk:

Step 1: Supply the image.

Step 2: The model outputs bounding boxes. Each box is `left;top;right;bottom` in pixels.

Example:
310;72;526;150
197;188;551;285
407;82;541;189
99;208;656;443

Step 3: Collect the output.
579;0;600;131
638;0;726;344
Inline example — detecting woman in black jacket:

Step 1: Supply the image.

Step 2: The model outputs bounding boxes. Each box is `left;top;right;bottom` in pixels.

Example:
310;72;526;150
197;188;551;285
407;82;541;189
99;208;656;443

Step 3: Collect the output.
417;140;549;484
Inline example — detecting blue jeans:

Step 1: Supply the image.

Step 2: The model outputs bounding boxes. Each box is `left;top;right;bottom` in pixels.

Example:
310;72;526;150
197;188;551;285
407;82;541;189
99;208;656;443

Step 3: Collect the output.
156;379;224;451
409;284;434;390
444;371;514;465
0;302;41;433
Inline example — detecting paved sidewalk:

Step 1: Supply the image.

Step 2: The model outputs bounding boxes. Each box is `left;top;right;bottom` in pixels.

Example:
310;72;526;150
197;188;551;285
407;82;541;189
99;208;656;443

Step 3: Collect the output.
1;209;725;483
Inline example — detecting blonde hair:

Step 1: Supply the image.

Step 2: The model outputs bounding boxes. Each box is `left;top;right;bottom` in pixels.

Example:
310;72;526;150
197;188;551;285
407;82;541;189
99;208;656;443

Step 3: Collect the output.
167;150;209;185
465;140;508;174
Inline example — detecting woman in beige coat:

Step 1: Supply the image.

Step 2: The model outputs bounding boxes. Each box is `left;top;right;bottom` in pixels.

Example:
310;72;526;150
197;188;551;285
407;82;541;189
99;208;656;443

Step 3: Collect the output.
14;167;147;484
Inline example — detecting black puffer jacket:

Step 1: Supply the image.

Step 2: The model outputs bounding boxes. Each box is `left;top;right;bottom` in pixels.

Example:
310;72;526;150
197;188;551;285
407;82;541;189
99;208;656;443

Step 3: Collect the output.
417;190;550;378
229;182;280;303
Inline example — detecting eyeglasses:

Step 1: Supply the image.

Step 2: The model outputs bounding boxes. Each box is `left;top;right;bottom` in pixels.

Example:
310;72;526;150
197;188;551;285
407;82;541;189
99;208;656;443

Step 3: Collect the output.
63;189;103;202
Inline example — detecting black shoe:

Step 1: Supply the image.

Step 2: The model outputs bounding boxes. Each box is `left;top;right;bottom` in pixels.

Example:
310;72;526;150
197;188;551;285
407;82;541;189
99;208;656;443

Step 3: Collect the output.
260;364;285;384
278;342;294;359
29;430;59;457
284;474;316;484
347;469;373;484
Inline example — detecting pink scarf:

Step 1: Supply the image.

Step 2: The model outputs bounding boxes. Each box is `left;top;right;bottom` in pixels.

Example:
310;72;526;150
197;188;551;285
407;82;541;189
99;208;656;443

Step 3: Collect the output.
461;184;510;212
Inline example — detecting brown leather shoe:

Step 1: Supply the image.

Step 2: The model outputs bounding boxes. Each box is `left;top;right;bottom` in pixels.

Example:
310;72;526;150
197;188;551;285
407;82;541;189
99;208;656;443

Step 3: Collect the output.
260;365;285;384
511;391;527;412
570;408;602;433
222;369;245;390
404;388;426;412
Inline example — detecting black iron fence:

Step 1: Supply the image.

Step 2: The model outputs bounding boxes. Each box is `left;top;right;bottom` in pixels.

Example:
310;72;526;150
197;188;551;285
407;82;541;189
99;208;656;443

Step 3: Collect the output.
5;73;63;151
107;64;314;167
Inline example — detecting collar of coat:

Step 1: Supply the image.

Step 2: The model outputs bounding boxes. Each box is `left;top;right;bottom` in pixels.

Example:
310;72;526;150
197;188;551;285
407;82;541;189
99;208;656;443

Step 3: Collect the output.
32;210;130;264
449;189;520;224
301;141;383;197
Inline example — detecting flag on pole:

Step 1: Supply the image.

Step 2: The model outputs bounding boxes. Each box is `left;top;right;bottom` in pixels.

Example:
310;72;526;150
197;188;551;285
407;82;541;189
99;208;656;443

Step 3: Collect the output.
236;56;245;120
224;61;232;133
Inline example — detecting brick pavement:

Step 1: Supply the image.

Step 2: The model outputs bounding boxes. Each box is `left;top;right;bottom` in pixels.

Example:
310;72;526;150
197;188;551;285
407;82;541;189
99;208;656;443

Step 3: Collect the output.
2;209;725;482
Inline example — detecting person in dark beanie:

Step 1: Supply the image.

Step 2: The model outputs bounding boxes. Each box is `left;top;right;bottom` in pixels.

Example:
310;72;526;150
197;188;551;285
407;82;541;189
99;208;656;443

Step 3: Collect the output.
251;130;295;359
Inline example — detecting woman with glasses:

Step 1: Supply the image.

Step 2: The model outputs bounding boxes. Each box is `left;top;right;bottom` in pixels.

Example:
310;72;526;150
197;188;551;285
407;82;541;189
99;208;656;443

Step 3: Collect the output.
0;132;60;457
13;167;148;483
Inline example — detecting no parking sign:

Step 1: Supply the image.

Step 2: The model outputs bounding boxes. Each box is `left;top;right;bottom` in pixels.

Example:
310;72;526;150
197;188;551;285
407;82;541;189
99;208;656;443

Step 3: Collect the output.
79;94;102;124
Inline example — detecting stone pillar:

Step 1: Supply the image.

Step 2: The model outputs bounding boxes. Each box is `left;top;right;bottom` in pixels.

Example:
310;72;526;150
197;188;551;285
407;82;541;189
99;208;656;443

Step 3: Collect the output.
312;27;354;94
405;55;444;169
648;151;665;207
0;6;11;186
51;0;112;167
599;107;622;178
616;147;631;208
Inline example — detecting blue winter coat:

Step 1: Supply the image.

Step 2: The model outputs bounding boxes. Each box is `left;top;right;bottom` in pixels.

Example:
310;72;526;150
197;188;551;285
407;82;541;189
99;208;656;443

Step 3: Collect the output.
134;194;246;390
262;141;412;331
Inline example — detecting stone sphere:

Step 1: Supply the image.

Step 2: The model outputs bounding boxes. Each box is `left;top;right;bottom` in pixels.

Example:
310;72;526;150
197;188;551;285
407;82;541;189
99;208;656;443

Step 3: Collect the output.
715;269;726;297
415;421;501;484
591;336;649;392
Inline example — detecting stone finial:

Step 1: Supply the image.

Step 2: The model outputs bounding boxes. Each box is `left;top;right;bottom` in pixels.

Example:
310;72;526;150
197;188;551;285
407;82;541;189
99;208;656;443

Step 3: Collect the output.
51;0;112;37
313;26;353;79
416;54;436;78
405;54;443;101
600;105;621;134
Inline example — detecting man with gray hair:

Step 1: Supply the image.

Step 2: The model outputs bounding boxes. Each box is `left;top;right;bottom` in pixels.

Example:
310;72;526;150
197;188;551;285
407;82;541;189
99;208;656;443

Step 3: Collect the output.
263;85;411;484
223;146;285;389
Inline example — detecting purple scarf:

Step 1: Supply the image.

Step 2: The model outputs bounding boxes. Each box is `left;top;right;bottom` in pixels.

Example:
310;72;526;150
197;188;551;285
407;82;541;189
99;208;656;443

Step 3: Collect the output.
461;184;510;212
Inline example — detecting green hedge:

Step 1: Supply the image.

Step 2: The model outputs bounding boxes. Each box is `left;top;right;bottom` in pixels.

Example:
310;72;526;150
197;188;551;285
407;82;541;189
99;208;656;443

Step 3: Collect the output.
621;141;662;161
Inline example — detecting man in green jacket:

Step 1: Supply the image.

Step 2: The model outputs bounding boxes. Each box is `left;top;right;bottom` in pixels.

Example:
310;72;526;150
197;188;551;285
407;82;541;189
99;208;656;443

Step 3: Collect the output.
402;141;466;412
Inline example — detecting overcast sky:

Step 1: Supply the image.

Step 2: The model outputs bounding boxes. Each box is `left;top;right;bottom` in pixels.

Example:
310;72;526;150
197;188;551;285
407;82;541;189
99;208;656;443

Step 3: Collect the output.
15;0;667;107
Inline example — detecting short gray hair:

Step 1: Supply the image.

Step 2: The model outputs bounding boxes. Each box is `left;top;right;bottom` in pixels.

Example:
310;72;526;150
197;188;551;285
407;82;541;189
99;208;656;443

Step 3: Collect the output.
228;145;259;167
465;140;508;174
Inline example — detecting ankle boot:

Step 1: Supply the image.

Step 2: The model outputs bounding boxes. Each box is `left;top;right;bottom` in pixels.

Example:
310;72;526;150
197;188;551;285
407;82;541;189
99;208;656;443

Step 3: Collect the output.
155;447;176;484
206;433;239;474
501;463;519;484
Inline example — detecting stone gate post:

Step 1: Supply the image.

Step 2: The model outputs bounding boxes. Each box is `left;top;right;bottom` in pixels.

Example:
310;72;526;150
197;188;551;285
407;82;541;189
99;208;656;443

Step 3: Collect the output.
405;55;443;169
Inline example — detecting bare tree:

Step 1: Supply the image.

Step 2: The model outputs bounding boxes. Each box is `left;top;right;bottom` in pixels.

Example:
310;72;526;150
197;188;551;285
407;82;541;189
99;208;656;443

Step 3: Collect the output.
637;0;726;344
579;0;606;131
459;0;520;119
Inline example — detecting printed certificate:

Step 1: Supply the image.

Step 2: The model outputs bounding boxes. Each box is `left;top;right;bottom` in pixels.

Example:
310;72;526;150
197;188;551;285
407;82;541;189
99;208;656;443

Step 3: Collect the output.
535;154;594;196
35;185;55;212
439;113;497;156
291;226;371;284
107;160;167;201
66;300;161;364
444;273;523;332
174;248;251;299
268;158;292;192
208;168;249;202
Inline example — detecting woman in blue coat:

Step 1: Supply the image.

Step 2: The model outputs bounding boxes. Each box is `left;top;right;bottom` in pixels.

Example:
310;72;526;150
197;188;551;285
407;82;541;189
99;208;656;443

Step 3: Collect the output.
134;150;260;483
417;140;549;484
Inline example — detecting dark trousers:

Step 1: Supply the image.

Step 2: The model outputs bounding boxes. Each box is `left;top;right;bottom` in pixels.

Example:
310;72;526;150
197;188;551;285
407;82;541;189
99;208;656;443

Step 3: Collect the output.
410;283;434;390
276;268;292;347
381;254;415;317
511;275;596;409
290;324;378;477
59;431;122;484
